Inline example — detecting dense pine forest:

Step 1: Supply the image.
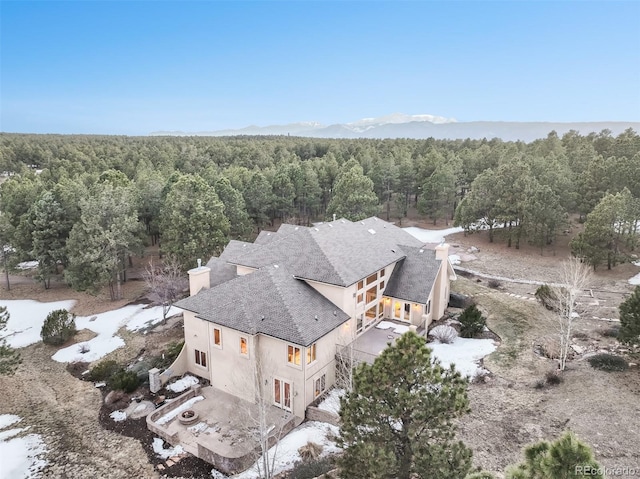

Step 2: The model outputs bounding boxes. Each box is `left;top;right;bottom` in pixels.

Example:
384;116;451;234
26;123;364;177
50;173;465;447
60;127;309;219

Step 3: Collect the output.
1;129;639;298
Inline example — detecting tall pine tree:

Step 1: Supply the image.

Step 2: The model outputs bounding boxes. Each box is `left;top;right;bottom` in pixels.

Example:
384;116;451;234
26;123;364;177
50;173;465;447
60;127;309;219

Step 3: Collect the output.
338;332;472;479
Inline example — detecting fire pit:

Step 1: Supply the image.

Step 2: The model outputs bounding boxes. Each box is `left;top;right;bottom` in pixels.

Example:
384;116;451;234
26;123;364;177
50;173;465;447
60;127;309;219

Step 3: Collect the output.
178;409;199;425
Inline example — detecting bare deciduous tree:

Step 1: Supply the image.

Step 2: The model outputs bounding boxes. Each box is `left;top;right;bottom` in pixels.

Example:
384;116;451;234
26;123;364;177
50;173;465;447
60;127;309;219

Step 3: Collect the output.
143;255;188;322
549;257;593;371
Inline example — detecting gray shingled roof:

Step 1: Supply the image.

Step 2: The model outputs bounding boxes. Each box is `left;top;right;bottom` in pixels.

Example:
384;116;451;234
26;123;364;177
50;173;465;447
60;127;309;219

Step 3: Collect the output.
205;257;238;287
224;218;427;287
384;246;441;304
175;265;350;346
218;240;257;262
254;230;280;245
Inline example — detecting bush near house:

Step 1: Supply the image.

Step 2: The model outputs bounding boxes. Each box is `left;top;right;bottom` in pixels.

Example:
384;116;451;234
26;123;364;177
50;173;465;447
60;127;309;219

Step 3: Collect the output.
41;309;77;346
89;359;121;381
458;304;486;338
108;369;140;393
535;284;558;311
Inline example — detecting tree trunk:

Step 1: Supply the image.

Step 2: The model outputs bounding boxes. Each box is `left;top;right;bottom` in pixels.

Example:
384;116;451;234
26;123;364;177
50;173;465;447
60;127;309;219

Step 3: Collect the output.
3;255;10;291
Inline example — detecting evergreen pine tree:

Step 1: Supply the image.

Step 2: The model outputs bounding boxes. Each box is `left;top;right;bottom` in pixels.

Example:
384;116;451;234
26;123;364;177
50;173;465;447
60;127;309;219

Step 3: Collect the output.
0;306;21;375
619;286;640;344
338;332;472;479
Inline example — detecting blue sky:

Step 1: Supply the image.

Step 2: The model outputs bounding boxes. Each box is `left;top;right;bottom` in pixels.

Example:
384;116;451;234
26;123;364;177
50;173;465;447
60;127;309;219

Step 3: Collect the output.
1;1;639;135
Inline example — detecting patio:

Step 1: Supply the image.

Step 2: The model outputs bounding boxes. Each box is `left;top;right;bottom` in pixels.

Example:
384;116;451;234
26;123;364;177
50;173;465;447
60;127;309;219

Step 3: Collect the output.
338;319;425;365
147;385;300;474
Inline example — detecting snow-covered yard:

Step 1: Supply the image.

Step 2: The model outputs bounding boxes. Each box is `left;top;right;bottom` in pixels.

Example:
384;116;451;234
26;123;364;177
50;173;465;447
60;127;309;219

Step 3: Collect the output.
317;388;345;415
0;299;77;348
375;320;410;335
428;337;497;378
0;414;47;479
230;421;340;479
629;261;640;285
0;298;179;362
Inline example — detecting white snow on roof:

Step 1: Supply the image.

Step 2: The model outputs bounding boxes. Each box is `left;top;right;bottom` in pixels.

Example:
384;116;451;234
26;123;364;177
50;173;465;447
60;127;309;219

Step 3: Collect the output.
403;226;463;244
0;414;47;479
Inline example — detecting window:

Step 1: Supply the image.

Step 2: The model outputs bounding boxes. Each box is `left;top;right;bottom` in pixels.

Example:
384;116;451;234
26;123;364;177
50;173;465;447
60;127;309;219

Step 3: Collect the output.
195;349;207;368
365;306;377;319
240;337;248;356
357;293;364;304
366;273;377;285
314;373;327;398
274;378;292;411
357;280;364;290
404;303;411;314
306;343;316;364
380;268;386;277
288;345;301;366
366;286;376;304
213;328;222;347
427;300;431;315
379;280;385;291
357;314;363;332
378;302;384;317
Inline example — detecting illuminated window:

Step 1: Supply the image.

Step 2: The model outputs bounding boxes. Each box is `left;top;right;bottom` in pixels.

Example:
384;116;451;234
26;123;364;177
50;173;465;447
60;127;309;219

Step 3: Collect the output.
240;337;248;355
366;286;376;304
365;306;377;319
213;328;222;347
195;349;207;368
306;343;317;364
288;345;301;366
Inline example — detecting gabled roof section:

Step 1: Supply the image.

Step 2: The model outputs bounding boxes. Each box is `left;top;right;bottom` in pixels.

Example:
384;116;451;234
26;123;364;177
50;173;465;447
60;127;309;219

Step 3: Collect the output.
218;240;257;262
254;230;280;245
224;217;426;287
205;257;238;288
175;265;350;346
384;246;441;304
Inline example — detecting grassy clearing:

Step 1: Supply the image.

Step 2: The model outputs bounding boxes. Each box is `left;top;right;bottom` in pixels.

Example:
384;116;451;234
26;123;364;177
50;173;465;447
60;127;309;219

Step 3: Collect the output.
453;278;546;372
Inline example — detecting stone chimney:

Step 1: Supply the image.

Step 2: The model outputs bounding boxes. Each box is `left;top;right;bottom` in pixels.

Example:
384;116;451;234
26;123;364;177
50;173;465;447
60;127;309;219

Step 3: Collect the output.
435;243;450;261
188;258;211;296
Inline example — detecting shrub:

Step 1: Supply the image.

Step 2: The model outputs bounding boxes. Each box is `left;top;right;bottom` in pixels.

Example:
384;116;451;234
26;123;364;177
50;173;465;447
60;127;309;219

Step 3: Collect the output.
535;284;558;311
108;369;140;392
619;285;640;345
41;309;77;346
545;370;564;386
89;359;121;382
429;325;458;344
487;279;501;289
298;441;323;462
534;380;545;390
458;304;486;338
587;353;629;372
288;457;334;479
600;326;620;338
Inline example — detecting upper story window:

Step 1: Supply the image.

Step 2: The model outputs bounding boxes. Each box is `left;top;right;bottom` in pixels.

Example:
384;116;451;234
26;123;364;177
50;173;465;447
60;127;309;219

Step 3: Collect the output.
358;280;364;290
366;272;377;285
287;345;301;366
213;328;222;348
380;268;386;277
240;336;248;356
306;343;317;364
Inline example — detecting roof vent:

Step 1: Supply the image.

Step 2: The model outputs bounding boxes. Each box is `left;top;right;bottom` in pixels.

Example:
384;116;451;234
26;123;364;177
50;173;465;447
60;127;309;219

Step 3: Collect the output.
314;315;318;321
341;219;345;223
333;311;337;316
197;258;202;268
328;224;333;228
368;229;376;235
419;249;424;253
295;227;299;230
266;232;271;236
261;315;265;321
391;249;396;253
333;213;336;221
360;221;365;225
274;264;279;268
373;217;378;221
314;227;319;231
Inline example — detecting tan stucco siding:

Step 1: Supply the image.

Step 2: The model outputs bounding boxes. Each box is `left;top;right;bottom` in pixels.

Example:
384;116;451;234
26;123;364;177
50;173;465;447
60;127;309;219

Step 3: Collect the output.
305;280;356;317
236;265;255;276
183;311;213;380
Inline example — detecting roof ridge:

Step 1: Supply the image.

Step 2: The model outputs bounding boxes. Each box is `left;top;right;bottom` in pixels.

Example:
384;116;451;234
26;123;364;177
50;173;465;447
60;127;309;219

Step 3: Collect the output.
304;228;348;285
263;266;306;344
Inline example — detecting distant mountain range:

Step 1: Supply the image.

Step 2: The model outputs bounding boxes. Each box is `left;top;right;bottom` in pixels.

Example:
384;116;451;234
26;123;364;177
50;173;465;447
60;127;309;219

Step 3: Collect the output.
150;113;639;142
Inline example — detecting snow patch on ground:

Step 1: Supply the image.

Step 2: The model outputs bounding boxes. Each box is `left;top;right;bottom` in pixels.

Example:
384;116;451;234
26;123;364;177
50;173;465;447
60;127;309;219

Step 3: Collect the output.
403;226;463;244
448;254;461;265
0;414;47;479
375;320;410;334
152;437;184;459
110;410;127;422
232;421;341;479
167;375;199;393
15;260;39;270
317;388;345;415
629;273;640;285
0;299;77;348
51;304;180;363
428;337;497;378
156;396;205;425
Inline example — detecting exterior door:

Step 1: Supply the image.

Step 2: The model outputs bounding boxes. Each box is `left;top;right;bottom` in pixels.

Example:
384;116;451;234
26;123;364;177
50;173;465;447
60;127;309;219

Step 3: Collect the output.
274;378;292;412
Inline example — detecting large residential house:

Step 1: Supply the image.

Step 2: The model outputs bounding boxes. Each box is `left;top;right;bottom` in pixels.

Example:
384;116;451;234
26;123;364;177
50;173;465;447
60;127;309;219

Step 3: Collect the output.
175;216;455;421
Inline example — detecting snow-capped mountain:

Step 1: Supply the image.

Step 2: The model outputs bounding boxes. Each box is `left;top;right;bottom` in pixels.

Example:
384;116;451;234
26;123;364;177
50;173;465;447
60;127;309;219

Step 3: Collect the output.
150;114;639;142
